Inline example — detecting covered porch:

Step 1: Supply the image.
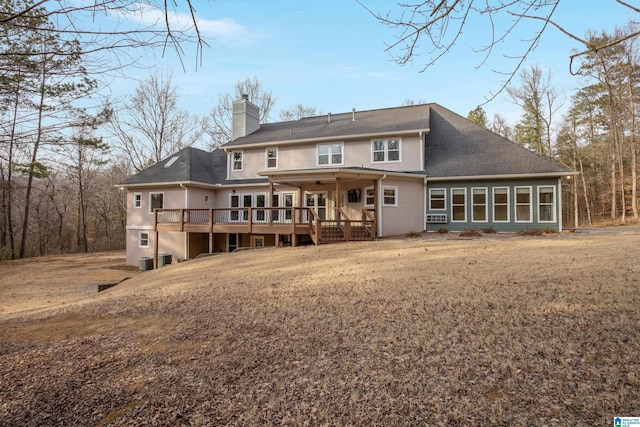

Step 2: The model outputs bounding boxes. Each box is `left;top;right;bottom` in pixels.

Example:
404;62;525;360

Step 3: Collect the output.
150;169;387;268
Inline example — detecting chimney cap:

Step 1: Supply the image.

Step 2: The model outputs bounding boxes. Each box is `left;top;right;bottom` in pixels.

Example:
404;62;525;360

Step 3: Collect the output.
241;93;249;100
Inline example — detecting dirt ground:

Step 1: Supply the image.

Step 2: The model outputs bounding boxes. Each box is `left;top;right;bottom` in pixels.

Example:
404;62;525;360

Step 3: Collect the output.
0;230;639;425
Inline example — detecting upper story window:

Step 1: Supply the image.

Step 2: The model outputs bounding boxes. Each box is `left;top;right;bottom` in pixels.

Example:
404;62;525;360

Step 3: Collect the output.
133;192;142;209
149;192;163;214
317;143;343;166
372;138;401;163
232;151;243;171
266;147;278;169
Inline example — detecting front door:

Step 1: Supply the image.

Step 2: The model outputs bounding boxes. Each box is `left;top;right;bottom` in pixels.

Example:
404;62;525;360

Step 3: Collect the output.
305;192;327;220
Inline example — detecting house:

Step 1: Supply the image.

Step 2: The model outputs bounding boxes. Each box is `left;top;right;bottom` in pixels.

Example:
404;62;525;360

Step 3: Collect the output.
120;97;574;267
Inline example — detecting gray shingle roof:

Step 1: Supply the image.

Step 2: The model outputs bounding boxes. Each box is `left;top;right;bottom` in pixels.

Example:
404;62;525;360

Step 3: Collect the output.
121;103;573;187
424;104;571;178
121;147;222;186
223;104;431;146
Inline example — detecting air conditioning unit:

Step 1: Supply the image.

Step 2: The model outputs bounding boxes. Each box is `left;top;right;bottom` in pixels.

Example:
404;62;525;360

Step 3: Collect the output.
139;257;153;271
425;214;448;224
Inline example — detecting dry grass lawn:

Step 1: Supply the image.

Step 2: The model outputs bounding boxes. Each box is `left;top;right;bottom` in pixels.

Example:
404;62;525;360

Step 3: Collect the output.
1;232;639;425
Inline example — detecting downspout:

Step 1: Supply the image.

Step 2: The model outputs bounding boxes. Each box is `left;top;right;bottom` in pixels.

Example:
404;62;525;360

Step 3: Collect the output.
419;131;424;171
378;174;386;237
423;177;428;231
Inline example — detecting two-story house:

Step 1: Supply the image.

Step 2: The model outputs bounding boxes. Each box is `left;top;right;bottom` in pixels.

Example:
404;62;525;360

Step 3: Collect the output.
120;96;574;267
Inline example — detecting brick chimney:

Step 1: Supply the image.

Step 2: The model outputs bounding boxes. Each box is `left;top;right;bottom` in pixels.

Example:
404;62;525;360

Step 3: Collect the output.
232;94;260;140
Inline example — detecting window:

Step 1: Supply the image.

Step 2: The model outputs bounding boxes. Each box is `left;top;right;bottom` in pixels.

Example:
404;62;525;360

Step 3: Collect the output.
232;151;243;171
451;188;466;222
382;186;398;207
242;194;253;221
133;192;142;209
255;193;266;221
429;188;446;210
493;187;509;222
149;192;163;214
317;143;343;166
372;138;401;163
515;187;532;222
266;147;278;169
230;194;240;221
538;186;556;222
472;188;487;222
364;187;375;207
138;231;149;248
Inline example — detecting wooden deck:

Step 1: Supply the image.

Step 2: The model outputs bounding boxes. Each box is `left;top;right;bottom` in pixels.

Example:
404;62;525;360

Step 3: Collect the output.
154;207;376;244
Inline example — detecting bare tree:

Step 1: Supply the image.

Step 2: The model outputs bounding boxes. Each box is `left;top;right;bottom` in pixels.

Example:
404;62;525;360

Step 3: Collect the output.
109;70;208;172
507;65;563;156
490;114;513;140
0;0;205;69
279;104;319;121
208;76;276;147
359;0;640;102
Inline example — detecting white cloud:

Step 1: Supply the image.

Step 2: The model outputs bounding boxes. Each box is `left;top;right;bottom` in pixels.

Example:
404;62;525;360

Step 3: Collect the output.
118;6;254;47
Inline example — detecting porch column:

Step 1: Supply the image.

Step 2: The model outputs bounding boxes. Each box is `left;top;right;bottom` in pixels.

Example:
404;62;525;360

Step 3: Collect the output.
269;179;274;225
373;179;379;238
335;177;341;212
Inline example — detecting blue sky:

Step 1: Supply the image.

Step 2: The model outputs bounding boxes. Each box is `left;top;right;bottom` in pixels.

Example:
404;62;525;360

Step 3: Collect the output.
117;0;637;126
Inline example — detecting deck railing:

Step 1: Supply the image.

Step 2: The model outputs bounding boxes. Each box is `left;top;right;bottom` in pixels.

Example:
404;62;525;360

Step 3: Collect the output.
154;207;375;243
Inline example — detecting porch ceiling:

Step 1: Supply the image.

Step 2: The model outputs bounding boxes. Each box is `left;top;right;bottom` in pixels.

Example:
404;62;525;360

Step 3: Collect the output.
258;168;423;185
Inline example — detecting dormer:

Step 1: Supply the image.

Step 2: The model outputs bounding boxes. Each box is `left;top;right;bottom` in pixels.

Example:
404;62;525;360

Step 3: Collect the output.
232;94;260;140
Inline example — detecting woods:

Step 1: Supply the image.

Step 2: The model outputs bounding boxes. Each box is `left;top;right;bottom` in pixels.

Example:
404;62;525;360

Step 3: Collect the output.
1;0;640;260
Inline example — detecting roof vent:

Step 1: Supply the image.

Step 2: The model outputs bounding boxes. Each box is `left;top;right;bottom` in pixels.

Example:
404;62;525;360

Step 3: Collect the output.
328;112;332;123
352;108;355;121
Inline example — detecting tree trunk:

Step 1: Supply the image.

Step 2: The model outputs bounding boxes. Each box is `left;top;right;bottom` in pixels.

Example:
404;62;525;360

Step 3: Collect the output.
19;58;47;259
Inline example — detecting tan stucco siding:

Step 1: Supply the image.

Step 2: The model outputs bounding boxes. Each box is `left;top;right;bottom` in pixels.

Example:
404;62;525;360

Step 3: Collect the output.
186;187;216;208
125;229;187;266
228;134;423;177
127;187;186;227
380;178;425;237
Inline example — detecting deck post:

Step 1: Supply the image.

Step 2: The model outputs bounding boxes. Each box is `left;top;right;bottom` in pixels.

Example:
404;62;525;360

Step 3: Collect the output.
209;209;214;253
335;177;341;213
269;180;274;225
153;210;159;269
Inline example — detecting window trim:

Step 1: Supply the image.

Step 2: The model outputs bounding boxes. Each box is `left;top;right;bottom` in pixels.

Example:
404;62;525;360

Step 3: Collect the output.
492;187;510;223
538;186;556;223
451;188;467;222
471;187;488;223
364;186;375;207
382;185;398;207
429;188;446;211
316;142;344;166
232;150;243;171
371;138;402;163
515;186;533;223
133;192;142;209
265;147;278;169
138;231;150;248
148;192;164;214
